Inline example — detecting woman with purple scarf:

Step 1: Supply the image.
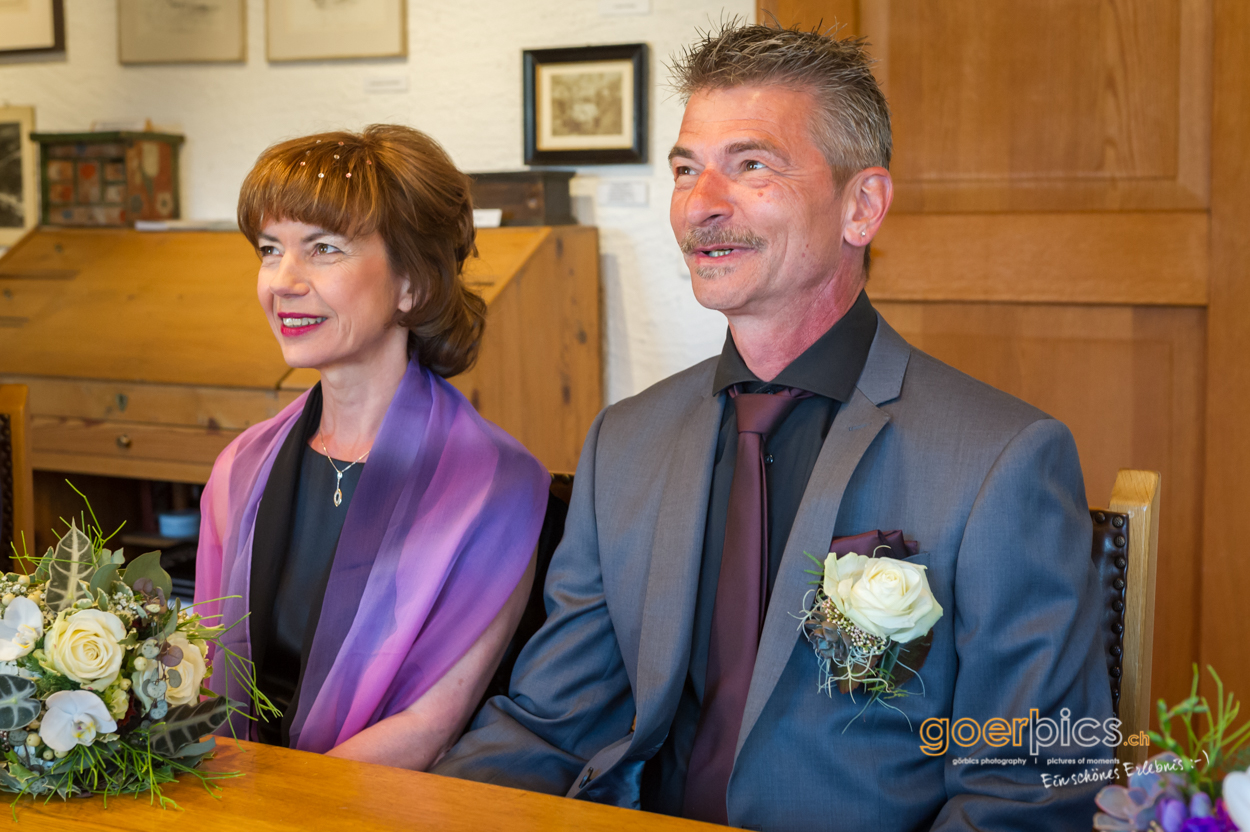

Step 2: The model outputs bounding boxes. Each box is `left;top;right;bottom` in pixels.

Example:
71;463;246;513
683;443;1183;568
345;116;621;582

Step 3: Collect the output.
194;125;549;768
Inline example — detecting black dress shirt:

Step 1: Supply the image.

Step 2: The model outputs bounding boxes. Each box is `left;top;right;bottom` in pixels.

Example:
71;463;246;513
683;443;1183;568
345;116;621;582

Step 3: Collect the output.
641;291;879;814
252;386;364;747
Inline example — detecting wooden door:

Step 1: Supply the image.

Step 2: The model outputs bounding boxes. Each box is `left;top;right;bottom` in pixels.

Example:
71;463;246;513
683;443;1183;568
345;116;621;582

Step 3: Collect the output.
758;0;1249;716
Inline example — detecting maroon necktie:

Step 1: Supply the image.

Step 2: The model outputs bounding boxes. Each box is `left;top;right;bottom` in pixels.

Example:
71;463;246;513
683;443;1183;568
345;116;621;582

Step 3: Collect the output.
683;387;807;825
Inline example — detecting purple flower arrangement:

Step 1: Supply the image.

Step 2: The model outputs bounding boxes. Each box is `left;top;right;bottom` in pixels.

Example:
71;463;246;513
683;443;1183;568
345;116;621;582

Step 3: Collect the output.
1094;666;1250;832
1094;753;1240;831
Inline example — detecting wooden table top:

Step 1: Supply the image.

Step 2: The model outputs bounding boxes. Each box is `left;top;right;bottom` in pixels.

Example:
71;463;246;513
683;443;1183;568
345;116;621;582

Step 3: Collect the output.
7;739;725;831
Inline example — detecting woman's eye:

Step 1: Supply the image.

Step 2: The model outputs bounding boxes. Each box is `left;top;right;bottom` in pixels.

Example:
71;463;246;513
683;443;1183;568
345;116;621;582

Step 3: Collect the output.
259;245;279;257
314;242;339;255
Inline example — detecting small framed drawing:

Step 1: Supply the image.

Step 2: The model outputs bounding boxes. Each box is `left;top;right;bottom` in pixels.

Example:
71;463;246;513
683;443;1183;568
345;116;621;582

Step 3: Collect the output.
118;0;246;65
0;106;38;246
0;0;64;57
524;43;648;165
267;0;407;62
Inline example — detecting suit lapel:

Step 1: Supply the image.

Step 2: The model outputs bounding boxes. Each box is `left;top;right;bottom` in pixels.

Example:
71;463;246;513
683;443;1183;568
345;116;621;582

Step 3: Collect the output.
734;313;912;757
632;390;724;750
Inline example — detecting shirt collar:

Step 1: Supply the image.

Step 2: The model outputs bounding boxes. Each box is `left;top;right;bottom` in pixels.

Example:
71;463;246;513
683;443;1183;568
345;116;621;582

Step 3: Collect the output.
711;290;879;402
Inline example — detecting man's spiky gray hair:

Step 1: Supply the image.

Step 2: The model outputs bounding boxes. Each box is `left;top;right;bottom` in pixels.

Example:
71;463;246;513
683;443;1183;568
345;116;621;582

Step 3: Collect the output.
670;20;891;180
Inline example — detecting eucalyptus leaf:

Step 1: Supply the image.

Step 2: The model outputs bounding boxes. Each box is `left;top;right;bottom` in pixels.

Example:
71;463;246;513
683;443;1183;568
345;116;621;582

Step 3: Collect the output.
148;697;232;758
43;521;97;613
89;562;120;598
0;675;40;732
122;551;173;599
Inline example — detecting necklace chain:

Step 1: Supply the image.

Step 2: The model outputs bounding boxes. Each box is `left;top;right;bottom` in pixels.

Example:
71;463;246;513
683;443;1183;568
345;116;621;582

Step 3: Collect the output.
320;435;369;507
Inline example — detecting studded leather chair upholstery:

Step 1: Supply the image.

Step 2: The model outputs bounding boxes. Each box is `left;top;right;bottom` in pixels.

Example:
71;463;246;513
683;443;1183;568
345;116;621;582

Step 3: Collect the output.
1090;470;1161;768
1090;509;1131;716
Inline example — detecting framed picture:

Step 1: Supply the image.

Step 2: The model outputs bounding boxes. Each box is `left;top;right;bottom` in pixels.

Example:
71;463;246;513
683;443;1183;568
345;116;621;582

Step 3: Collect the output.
0;0;64;57
0;106;38;246
266;0;406;62
524;43;648;165
118;0;246;64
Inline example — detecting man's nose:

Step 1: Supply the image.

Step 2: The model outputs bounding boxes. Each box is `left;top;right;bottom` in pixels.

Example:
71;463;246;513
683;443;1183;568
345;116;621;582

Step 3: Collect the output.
683;167;734;226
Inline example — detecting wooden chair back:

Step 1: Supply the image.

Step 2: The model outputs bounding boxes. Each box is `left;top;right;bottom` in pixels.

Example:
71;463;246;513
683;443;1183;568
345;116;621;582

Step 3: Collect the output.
1090;469;1161;768
0;384;35;569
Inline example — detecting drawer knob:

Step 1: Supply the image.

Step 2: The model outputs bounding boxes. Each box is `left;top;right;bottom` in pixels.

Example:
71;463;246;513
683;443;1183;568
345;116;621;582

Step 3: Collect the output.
116;434;132;450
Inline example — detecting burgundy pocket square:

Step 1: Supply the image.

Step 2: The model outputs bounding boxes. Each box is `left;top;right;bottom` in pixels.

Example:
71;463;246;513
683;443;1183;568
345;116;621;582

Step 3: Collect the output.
829;529;920;560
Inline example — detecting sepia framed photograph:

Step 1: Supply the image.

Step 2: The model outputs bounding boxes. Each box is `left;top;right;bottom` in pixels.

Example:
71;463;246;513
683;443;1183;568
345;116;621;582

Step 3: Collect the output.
0;106;38;246
118;0;246;65
266;0;407;62
523;43;648;165
0;0;64;57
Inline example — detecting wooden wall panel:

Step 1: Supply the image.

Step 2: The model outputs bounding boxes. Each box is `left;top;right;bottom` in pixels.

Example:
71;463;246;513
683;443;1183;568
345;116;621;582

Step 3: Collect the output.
1201;0;1250;708
876;302;1205;717
870;212;1208;305
765;0;1212;212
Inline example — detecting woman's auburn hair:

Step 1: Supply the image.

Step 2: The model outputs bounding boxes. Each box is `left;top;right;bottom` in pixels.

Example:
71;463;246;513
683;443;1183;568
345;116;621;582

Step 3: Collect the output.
237;124;485;378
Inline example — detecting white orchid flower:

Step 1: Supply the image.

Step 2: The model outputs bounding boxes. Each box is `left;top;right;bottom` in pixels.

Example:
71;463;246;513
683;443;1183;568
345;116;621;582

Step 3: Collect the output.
0;597;44;661
1224;770;1250;832
40;690;118;753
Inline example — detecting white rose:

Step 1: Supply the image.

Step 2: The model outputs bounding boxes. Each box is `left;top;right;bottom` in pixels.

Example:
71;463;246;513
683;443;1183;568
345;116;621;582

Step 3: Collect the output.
40;690;118;752
44;609;128;689
824;553;943;643
1224;770;1250;832
163;632;207;706
0;597;43;661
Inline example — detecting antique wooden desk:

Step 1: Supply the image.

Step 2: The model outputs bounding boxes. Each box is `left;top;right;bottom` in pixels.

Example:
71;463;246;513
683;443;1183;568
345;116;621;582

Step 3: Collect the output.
8;740;722;831
0;225;600;481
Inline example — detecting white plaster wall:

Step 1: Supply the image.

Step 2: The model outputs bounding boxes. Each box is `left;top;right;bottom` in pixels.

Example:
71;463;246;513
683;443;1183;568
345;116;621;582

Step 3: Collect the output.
0;0;751;403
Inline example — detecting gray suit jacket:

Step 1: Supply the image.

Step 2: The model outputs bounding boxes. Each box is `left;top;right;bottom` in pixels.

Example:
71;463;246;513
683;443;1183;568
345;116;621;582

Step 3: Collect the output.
435;316;1114;831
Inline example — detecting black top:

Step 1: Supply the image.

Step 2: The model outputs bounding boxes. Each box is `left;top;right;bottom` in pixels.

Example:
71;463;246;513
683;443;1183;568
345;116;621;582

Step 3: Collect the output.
641;291;879;814
251;386;364;747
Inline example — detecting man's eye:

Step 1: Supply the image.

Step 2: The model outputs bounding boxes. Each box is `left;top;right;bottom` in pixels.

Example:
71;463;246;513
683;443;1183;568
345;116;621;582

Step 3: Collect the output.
744;160;766;171
674;165;695;177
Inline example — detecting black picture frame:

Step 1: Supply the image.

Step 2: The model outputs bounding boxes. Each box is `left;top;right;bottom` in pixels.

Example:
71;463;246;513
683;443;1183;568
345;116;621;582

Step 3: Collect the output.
0;0;65;58
523;43;648;166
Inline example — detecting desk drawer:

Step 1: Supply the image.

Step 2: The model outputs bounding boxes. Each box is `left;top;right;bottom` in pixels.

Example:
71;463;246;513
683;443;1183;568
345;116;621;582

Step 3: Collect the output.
30;417;238;484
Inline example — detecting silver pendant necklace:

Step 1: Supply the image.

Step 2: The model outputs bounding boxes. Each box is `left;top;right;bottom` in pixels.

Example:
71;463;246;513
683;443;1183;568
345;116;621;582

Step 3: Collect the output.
320;435;369;507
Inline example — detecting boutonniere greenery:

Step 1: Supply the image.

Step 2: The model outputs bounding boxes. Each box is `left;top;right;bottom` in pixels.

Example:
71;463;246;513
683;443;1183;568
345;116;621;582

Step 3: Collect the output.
799;547;943;726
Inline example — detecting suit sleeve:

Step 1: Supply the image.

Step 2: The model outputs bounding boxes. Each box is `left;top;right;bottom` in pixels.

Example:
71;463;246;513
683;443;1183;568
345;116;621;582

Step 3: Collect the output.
931;418;1115;831
431;409;637;793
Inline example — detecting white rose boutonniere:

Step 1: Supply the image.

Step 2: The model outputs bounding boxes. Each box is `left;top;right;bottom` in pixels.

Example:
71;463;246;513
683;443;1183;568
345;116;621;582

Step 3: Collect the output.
825;552;943;644
802;539;943;723
44;609;128;690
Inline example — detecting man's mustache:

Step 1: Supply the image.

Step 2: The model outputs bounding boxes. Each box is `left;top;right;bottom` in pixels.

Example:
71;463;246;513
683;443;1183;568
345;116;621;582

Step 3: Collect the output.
679;227;769;255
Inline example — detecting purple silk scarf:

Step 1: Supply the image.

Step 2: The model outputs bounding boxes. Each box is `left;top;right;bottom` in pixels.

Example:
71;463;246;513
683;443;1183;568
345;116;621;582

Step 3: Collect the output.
194;359;549;752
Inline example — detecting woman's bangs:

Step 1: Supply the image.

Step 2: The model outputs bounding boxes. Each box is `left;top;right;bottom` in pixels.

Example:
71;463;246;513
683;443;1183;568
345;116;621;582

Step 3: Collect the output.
239;141;381;244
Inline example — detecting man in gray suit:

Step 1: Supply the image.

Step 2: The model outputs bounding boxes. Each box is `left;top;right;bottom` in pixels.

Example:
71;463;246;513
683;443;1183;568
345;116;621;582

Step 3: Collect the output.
435;22;1113;831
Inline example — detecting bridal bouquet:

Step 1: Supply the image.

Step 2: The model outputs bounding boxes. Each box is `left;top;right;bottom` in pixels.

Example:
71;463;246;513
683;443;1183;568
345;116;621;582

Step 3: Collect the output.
0;511;264;807
800;548;943;721
1095;666;1250;831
